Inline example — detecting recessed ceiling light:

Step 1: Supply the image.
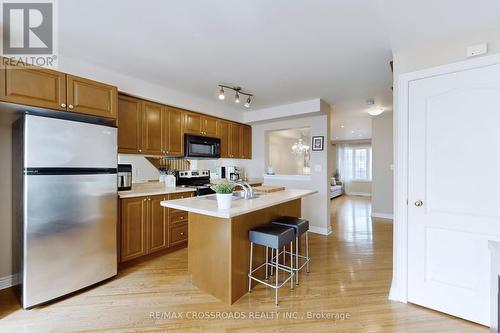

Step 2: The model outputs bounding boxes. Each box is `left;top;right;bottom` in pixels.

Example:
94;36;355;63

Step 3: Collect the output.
340;125;345;128
351;130;355;134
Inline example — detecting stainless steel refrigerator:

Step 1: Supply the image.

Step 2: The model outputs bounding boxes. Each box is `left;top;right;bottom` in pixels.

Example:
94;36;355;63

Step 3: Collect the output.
14;114;118;309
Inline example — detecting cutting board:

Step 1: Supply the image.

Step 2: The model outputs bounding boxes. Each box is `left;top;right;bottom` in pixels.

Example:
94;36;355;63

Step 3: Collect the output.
253;185;285;193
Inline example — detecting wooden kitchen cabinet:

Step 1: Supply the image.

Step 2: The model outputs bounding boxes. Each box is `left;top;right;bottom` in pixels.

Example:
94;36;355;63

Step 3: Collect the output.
229;123;241;158
66;75;117;119
120;197;148;262
0;64;67;110
240;125;252;159
119;192;193;263
0;60;118;119
164;107;183;156
117;95;142;153
184;112;218;137
142;101;164;155
148;195;169;254
218;121;230;158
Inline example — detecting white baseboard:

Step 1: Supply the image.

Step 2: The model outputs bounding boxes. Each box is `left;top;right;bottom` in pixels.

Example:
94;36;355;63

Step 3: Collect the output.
372;212;394;220
0;274;19;290
309;226;332;236
346;192;371;197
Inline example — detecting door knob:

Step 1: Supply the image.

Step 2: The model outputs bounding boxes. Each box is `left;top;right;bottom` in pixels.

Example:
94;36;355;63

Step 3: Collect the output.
414;200;423;207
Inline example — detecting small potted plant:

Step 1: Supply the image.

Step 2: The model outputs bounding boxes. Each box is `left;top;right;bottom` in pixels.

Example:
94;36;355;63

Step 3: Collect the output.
210;181;235;210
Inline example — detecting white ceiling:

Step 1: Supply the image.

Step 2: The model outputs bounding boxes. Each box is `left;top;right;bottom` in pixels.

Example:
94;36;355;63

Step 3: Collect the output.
59;0;500;140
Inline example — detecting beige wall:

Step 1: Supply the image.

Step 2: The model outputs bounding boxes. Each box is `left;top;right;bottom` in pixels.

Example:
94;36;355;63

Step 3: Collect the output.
371;112;393;216
242;112;332;235
394;27;500;77
347;181;372;195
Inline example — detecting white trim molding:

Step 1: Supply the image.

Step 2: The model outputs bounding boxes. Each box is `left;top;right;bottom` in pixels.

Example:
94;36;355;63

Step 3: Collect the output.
309;225;332;236
0;274;19;290
390;52;500;304
346;192;371;197
371;212;393;220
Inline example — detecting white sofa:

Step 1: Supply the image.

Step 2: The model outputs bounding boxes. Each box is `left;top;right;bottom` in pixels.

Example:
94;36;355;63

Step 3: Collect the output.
330;178;343;199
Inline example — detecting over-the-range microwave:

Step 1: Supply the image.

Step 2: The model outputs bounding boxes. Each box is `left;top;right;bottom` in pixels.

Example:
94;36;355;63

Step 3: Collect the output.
184;134;221;159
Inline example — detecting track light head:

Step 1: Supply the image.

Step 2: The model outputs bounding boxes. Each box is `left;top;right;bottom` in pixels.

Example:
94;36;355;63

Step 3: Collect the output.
244;96;251;108
235;92;240;103
218;87;225;100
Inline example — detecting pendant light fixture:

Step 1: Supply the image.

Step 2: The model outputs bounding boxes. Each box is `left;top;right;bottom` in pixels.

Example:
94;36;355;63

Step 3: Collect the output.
217;85;253;108
366;98;385;116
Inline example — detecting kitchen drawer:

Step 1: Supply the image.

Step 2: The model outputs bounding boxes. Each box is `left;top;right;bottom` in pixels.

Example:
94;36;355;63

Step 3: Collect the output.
169;211;188;225
168;192;193;200
170;223;188;245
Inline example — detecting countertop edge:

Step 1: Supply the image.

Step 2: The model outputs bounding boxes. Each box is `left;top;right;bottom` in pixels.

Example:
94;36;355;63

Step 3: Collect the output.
160;190;317;219
118;187;196;199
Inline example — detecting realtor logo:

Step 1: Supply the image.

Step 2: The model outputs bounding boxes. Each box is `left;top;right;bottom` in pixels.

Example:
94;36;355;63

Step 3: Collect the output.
1;0;58;67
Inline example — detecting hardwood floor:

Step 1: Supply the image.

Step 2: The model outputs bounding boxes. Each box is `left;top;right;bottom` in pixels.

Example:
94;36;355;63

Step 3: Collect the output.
0;195;487;332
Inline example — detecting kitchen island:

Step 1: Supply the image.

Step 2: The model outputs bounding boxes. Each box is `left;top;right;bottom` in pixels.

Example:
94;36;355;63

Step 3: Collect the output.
161;189;316;304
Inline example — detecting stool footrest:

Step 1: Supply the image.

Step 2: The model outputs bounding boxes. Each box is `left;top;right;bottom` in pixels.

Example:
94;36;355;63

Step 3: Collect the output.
248;262;294;289
271;250;310;271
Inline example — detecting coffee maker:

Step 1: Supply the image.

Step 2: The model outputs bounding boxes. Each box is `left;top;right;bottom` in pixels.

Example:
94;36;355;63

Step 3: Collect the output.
117;164;132;190
218;166;243;181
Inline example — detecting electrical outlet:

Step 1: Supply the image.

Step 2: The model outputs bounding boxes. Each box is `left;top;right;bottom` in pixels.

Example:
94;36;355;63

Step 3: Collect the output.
467;43;488;58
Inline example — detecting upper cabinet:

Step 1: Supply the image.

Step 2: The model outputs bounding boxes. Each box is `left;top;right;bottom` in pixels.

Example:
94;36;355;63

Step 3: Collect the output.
116;93;251;159
117;95;142;154
66;75;117;119
229;123;241;158
164;107;183;156
0;60;117;119
219;121;230;158
0;65;66;110
240;125;252;159
184;112;218;137
142;101;164;155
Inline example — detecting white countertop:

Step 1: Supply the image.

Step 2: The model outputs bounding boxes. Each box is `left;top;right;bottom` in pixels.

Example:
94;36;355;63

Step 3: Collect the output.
118;182;195;198
160;189;317;218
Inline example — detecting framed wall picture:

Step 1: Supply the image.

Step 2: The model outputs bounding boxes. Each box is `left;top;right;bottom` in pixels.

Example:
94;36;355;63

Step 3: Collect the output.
312;136;324;151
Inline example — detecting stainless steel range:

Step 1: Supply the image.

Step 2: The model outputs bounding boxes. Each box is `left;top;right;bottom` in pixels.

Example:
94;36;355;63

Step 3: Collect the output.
176;170;215;196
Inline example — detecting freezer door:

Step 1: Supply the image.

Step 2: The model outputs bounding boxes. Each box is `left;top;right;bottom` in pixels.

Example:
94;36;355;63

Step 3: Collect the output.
23;173;117;308
25;115;117;168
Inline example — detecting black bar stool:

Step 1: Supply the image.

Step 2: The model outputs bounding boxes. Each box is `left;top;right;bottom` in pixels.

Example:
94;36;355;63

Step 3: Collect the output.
271;216;310;285
248;224;295;305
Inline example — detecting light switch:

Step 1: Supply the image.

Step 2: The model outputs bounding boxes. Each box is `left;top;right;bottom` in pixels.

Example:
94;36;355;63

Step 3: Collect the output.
466;43;488;58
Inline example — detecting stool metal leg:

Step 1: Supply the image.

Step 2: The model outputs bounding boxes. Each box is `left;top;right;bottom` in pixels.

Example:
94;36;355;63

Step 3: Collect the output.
306;231;310;273
248;242;253;292
270;248;274;276
282;246;286;263
265;246;269;280
275;247;279;306
295;236;299;285
290;241;294;290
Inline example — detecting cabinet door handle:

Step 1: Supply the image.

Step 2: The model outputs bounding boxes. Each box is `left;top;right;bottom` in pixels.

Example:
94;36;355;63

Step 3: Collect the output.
60;103;66;108
180;216;184;220
148;198;151;201
68;104;74;109
143;198;147;202
138;149;142;153
180;232;184;236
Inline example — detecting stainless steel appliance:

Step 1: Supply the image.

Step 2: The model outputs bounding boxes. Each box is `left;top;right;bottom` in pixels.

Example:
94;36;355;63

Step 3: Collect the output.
217;166;243;181
14;115;118;309
184;134;220;159
176;170;214;196
118;164;132;190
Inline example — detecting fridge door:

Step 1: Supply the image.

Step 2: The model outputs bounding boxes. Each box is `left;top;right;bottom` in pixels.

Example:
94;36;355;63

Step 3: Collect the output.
23;173;117;308
24;115;117;169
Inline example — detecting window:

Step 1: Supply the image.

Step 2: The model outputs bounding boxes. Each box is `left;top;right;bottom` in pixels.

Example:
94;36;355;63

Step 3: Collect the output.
352;147;371;181
337;144;372;182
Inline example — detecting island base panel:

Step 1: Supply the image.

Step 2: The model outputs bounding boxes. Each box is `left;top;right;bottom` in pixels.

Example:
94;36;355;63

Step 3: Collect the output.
188;199;301;304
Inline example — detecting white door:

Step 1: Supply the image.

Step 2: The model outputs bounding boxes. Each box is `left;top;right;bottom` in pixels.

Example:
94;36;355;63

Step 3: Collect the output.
408;63;500;326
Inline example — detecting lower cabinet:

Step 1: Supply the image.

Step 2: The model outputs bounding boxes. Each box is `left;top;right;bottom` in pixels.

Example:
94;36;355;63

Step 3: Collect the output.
120;192;193;263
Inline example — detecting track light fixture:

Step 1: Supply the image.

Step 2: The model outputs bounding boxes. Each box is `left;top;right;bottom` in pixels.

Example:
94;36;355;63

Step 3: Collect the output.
217;85;253;108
